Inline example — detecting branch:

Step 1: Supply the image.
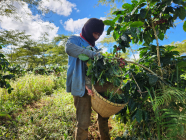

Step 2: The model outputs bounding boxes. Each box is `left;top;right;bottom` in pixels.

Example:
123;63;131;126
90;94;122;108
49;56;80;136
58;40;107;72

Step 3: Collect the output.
151;22;163;77
113;78;123;95
125;60;158;76
131;73;142;97
130;45;136;61
125;60;168;86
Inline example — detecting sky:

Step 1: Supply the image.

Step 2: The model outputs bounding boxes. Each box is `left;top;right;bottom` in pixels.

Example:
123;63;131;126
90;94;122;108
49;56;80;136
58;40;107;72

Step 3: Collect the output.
0;0;186;60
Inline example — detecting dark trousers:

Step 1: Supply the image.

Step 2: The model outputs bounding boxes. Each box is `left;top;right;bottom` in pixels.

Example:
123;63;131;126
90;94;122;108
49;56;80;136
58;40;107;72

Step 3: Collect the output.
73;92;110;140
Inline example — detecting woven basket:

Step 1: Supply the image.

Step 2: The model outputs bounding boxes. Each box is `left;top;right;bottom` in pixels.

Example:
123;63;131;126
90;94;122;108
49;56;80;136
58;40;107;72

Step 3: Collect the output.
91;83;128;118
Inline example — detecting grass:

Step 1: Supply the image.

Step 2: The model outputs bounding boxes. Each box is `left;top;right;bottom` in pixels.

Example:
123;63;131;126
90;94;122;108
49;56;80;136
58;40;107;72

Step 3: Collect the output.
0;88;76;140
0;74;126;140
0;74;66;114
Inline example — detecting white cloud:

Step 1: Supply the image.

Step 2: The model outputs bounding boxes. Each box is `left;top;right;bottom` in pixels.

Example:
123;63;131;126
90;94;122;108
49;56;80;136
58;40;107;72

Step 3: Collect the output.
63;18;89;33
38;0;79;16
74;7;80;12
60;20;63;25
0;1;59;42
130;51;140;60
100;17;106;21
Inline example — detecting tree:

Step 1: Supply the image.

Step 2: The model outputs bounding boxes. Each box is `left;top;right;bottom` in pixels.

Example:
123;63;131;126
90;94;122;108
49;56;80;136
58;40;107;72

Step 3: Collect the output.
46;34;68;66
103;0;186;139
170;40;186;55
5;34;68;68
0;30;30;64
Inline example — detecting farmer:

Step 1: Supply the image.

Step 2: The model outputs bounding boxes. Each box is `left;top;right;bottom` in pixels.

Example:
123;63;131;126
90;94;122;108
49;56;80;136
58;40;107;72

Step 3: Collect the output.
65;18;110;140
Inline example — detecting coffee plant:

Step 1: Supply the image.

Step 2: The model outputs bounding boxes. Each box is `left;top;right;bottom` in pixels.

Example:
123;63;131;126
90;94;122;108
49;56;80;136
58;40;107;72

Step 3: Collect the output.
33;66;47;75
0;44;14;93
103;0;186;139
8;64;26;78
0;44;15;118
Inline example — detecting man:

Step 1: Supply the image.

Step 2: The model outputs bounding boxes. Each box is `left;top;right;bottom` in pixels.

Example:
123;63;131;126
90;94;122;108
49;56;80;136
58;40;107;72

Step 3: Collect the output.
65;18;110;140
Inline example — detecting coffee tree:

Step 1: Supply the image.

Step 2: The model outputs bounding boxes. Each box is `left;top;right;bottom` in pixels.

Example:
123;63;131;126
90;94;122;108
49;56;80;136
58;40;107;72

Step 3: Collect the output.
104;0;186;139
0;44;14;94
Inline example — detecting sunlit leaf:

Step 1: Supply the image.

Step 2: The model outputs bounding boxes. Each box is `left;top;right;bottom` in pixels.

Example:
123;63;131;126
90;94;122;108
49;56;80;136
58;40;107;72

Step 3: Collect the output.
103;20;115;26
183;21;186;32
130;21;144;27
78;54;89;61
122;3;133;10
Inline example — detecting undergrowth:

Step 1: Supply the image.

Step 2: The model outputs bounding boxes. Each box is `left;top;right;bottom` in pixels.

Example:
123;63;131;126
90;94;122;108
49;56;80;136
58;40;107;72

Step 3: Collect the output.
0;88;76;140
0;74;65;117
0;74;126;139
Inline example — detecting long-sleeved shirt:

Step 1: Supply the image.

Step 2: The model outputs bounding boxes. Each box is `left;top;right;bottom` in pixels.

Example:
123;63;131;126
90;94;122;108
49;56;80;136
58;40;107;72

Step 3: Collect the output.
65;35;98;97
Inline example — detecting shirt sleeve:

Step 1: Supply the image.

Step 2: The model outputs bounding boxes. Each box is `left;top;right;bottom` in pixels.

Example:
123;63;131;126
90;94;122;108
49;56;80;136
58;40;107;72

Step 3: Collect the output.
65;36;97;59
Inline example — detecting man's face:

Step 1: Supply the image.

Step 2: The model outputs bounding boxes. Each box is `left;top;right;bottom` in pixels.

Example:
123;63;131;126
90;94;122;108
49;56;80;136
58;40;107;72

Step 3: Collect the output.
93;32;101;40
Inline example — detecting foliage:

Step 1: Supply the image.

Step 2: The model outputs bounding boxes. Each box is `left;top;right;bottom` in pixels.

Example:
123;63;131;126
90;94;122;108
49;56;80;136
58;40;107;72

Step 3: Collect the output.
0;74;56;114
97;0;125;6
79;52;129;104
169;40;186;55
0;72;66;124
0;44;14;93
4;35;68;68
34;66;47;75
86;54;126;86
103;0;186;51
101;0;186;139
33;65;67;76
0;88;75;140
8;64;26;78
99;90;126;104
0;30;29;48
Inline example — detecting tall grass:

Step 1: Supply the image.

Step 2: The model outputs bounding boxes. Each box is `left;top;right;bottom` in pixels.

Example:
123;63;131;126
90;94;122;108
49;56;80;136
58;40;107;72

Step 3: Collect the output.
0;74;65;114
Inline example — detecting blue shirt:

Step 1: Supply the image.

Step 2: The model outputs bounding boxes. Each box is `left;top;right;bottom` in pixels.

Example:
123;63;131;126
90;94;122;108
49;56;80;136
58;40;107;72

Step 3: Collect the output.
65;35;98;97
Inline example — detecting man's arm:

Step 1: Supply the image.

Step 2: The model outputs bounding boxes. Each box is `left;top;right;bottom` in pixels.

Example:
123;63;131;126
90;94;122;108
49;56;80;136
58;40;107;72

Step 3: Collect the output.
66;42;97;59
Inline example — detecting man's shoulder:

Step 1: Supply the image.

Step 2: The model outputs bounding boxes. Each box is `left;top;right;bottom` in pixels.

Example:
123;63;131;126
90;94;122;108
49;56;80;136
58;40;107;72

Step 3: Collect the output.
68;34;81;40
68;34;89;46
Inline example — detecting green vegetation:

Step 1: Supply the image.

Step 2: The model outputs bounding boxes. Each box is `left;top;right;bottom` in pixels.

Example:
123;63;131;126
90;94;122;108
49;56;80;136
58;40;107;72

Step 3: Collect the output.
0;73;64;116
0;73;125;140
4;34;68;68
103;0;186;139
1;0;186;139
170;40;186;55
0;74;76;139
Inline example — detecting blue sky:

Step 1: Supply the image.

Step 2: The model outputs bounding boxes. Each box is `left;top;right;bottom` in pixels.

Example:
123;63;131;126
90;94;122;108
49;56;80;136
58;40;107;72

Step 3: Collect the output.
0;0;185;59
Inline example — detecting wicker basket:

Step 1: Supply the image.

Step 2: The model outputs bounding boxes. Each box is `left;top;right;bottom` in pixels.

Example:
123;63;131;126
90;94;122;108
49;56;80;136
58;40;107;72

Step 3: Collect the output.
91;83;128;118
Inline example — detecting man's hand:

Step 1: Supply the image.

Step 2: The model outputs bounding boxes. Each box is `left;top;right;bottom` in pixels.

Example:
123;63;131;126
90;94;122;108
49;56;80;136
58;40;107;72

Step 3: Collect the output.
85;85;94;96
